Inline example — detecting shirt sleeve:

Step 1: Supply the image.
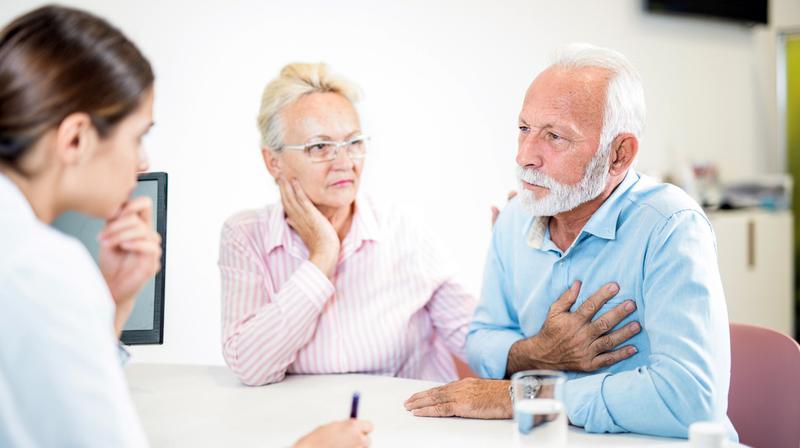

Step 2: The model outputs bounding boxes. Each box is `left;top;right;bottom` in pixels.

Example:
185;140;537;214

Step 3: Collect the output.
219;222;335;386
563;210;733;439
466;220;526;379
425;280;477;362
118;342;132;366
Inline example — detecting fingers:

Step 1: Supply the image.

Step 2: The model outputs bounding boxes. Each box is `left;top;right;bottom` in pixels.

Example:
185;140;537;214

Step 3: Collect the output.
590;344;639;371
590;320;641;353
118;239;162;258
404;386;447;410
589;300;637;337
278;177;300;215
100;214;142;240
117;195;153;223
549;281;582;314
575;282;619;322
290;179;316;214
491;206;500;226
409;403;455;417
350;419;373;434
100;220;161;248
507;190;517;201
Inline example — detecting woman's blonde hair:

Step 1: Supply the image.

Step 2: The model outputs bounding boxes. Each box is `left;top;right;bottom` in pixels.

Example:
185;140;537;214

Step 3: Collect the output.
256;63;361;151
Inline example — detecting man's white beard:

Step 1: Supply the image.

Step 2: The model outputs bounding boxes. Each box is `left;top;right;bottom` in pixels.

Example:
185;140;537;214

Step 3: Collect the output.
516;146;612;217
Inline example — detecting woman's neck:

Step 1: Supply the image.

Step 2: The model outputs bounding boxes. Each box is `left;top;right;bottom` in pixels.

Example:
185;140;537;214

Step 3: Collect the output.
317;202;355;242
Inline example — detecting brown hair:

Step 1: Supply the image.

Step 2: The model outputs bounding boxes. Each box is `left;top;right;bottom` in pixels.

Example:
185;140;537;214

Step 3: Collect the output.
0;5;154;167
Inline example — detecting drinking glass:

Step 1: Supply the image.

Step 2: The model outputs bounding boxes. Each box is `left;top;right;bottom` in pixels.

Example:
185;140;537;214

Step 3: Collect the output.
511;370;567;447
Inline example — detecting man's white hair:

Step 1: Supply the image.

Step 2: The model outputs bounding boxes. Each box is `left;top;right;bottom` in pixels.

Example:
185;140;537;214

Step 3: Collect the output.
550;43;646;154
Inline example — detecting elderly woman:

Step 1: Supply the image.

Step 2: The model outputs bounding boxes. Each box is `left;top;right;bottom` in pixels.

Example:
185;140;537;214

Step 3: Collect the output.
219;63;476;387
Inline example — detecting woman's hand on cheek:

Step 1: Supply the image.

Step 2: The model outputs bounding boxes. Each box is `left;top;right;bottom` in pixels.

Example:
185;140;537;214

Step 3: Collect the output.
277;177;340;278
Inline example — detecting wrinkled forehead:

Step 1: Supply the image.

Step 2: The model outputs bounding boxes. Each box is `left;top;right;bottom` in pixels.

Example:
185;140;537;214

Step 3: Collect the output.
521;66;611;130
282;92;361;142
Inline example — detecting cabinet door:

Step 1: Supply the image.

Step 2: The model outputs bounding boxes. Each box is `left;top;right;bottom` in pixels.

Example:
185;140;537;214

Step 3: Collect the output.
709;211;794;336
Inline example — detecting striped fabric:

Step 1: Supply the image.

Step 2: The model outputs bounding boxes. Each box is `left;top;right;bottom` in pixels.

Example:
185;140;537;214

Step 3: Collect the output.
219;195;476;386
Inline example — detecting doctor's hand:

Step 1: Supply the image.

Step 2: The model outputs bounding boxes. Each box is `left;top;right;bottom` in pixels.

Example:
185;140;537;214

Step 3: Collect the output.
506;281;641;376
293;419;373;448
404;378;512;419
98;195;162;337
278;177;340;278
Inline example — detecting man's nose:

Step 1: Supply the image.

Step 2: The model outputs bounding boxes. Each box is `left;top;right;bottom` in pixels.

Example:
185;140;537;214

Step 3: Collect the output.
516;134;543;169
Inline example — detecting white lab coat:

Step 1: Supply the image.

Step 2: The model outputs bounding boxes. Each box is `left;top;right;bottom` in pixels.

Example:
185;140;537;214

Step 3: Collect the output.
0;174;148;447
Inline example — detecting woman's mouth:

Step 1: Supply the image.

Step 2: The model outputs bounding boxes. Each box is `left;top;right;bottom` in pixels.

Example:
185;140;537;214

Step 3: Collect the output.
330;179;354;188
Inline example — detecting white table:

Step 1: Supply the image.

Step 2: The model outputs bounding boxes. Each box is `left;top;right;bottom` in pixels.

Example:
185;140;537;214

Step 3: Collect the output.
126;364;717;447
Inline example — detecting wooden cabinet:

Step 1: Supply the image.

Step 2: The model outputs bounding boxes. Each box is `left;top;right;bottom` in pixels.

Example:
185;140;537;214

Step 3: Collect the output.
707;210;794;336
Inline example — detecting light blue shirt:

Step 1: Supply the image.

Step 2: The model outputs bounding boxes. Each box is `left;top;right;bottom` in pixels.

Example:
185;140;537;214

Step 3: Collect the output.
467;170;737;440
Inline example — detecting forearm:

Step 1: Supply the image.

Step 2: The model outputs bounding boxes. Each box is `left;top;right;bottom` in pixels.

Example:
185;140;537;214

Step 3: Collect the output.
112;299;134;338
222;261;333;385
506;338;542;377
466;327;524;379
564;361;722;438
428;281;477;360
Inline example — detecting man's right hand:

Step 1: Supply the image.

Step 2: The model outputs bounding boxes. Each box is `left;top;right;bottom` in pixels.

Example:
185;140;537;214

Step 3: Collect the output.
506;281;641;375
277;177;340;278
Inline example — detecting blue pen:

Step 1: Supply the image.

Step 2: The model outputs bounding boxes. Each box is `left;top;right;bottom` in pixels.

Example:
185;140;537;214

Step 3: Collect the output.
350;392;360;419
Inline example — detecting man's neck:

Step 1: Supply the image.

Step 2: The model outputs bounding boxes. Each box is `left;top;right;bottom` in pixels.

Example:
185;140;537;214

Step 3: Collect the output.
549;175;625;252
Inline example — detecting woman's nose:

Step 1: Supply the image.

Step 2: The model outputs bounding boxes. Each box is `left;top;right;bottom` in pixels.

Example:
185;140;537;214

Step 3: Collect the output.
137;149;150;173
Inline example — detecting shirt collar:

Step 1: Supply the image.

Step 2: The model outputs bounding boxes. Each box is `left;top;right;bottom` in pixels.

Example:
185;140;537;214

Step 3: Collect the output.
581;169;639;241
0;173;36;222
263;194;381;257
524;169;640;249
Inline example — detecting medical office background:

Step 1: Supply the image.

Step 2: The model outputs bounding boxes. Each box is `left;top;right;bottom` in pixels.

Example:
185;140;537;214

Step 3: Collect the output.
1;0;798;365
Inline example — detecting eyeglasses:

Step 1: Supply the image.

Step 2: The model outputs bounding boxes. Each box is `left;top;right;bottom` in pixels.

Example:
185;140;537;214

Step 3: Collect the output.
281;135;369;163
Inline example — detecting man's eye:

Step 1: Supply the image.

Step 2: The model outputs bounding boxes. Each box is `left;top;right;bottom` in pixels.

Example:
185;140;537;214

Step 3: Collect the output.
519;125;530;133
547;132;561;141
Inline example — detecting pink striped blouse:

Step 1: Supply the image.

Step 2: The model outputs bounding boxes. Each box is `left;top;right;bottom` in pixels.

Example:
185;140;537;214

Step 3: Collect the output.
218;195;476;386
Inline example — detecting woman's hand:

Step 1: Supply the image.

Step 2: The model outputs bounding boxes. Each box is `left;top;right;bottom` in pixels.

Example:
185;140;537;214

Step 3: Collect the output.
293;419;373;448
278;178;340;278
98;196;162;337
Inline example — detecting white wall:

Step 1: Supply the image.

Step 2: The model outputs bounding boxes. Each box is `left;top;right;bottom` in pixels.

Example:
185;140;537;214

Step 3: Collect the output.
0;0;787;365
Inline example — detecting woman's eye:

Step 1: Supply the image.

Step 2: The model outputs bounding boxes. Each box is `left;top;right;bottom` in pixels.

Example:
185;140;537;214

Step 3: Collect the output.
309;143;327;152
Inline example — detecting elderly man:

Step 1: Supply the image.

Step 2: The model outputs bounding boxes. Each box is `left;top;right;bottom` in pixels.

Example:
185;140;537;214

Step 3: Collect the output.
405;43;736;441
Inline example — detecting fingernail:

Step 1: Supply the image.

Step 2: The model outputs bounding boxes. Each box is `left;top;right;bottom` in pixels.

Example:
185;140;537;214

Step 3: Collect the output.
630;322;641;332
607;283;619;293
629;346;638;355
624;301;635;312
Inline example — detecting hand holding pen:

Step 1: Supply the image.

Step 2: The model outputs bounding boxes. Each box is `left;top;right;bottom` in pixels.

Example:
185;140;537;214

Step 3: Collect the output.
292;392;372;448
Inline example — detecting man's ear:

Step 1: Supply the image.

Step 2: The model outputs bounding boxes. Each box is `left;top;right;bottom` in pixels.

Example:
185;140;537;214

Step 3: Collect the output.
261;147;282;179
608;133;638;176
54;112;94;166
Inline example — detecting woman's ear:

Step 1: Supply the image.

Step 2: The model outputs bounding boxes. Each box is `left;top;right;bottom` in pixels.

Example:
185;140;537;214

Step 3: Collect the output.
55;112;95;166
608;133;638;176
262;147;282;179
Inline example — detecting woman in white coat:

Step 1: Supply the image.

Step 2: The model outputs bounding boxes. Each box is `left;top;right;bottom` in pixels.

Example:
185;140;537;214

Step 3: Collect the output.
0;6;370;448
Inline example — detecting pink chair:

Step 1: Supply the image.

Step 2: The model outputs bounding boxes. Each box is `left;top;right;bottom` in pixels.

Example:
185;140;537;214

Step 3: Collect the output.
728;323;800;448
